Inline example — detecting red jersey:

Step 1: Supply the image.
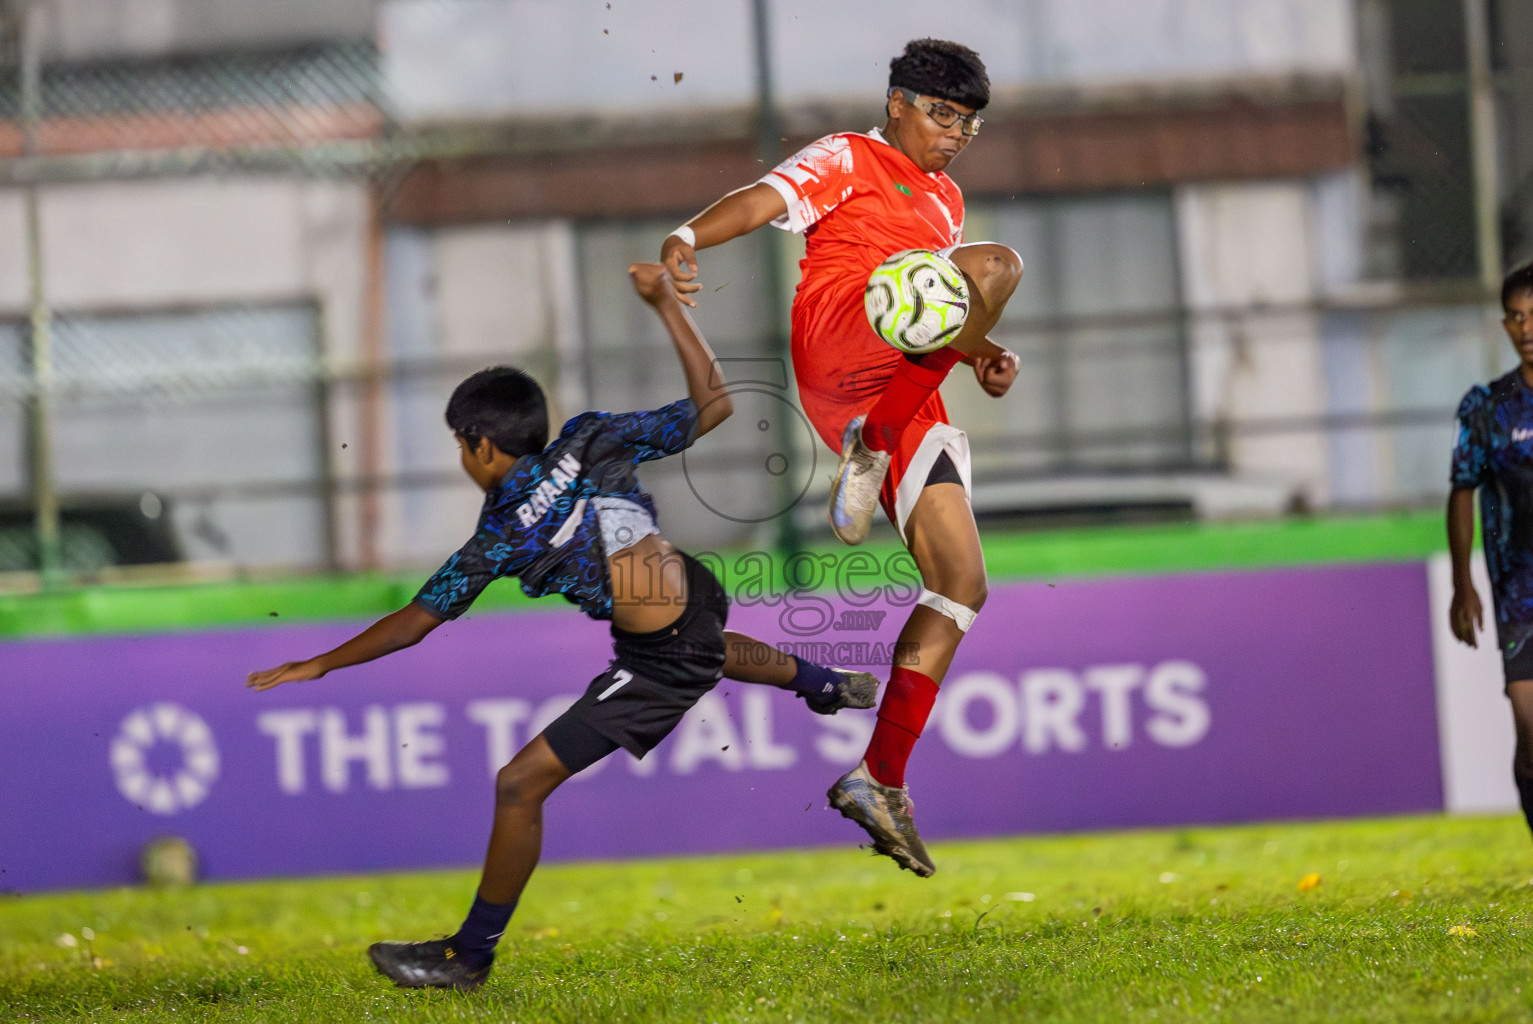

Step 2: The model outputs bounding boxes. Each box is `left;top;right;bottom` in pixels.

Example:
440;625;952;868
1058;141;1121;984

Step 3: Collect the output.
758;129;966;451
760;128;964;311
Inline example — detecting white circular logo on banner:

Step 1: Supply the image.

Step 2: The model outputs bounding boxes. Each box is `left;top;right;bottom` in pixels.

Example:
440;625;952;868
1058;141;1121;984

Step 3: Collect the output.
110;703;220;815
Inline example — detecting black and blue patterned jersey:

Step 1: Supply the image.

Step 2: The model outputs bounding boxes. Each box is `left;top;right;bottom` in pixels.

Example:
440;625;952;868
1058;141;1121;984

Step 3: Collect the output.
413;398;698;622
1451;370;1533;638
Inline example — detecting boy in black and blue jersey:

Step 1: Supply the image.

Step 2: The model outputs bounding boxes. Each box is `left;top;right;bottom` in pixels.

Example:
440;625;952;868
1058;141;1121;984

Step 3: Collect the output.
246;263;875;990
1449;261;1533;838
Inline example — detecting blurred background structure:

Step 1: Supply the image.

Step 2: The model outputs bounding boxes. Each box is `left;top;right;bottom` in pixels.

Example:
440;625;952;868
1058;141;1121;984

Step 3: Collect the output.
1;0;1531;584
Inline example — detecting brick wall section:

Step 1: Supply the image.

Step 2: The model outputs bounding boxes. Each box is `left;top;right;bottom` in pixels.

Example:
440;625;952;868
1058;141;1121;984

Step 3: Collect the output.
0;105;382;157
385;94;1354;226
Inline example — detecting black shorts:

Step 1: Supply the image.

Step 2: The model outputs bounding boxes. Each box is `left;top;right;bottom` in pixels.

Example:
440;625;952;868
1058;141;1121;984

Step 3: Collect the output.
543;552;729;773
1504;634;1533;688
925;450;962;488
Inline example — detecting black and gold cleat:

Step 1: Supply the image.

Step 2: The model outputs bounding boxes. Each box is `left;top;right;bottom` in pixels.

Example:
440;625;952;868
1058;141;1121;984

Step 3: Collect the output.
368;938;492;991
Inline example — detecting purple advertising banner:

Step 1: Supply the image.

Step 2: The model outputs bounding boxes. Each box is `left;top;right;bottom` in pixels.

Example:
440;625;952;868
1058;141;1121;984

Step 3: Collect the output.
0;561;1442;892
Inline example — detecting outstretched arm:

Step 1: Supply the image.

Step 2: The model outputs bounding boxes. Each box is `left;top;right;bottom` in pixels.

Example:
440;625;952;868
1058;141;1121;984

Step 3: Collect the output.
659;183;788;307
629;263;734;437
1447;487;1483;647
245;603;444;691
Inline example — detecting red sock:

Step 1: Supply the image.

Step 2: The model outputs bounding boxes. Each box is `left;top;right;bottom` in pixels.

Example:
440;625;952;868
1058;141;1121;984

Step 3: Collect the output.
862;348;965;453
863;666;939;787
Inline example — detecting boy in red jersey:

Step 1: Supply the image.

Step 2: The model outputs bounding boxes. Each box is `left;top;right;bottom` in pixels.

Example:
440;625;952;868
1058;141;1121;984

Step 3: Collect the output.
659;39;1023;877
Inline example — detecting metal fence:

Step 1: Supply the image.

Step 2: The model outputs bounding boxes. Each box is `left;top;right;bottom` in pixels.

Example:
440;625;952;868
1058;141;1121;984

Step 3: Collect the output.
0;0;1522;589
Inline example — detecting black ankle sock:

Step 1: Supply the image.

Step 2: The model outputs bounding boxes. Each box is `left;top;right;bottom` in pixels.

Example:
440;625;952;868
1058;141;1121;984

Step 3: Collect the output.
452;894;516;968
789;656;841;703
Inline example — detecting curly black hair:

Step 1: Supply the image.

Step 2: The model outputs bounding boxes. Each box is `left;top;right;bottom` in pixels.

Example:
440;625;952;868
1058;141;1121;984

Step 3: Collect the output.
888;39;990;111
446;366;548;458
1505;261;1533;310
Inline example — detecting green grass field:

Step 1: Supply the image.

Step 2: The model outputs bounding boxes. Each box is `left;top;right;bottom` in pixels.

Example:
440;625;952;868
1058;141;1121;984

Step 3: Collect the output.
4;813;1532;1023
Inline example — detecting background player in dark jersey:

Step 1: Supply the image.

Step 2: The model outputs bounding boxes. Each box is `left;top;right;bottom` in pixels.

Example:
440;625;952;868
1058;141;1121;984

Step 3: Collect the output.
657;39;1021;877
1448;261;1533;839
245;263;874;991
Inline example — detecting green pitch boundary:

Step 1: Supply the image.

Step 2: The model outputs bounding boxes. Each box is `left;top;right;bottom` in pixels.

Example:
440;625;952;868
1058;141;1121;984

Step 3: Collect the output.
0;509;1446;640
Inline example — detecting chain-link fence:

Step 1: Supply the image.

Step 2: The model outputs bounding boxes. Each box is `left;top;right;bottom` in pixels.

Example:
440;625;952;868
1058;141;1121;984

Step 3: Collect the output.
0;0;1525;588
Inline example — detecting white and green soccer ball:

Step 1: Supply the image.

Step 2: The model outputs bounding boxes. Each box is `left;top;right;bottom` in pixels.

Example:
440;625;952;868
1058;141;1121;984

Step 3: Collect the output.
863;249;970;355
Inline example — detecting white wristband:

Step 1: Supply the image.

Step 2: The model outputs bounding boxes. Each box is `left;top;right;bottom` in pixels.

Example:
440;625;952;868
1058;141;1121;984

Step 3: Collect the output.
668;225;696;248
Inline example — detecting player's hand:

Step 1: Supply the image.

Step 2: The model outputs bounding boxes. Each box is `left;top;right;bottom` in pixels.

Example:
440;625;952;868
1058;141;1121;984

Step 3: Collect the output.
973;348;1019;397
660;234;702;307
1449;586;1483;648
245;660;324;692
628;262;678;308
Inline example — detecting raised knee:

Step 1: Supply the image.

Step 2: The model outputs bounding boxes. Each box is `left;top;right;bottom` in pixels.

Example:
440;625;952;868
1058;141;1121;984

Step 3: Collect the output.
919;576;987;631
965;243;1022;298
989;244;1024;284
965;579;989;612
942;575;987;613
943;563;988;610
494;763;541;808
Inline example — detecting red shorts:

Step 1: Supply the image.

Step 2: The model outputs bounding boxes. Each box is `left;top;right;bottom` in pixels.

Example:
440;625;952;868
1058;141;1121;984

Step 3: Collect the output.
790;285;972;541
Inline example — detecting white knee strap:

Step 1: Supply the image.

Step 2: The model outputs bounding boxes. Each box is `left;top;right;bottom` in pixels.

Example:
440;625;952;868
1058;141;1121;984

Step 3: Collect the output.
918;588;978;633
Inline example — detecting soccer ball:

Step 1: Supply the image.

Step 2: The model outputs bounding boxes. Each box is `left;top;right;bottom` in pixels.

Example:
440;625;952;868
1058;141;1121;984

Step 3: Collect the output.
140;834;198;886
863;249;970;354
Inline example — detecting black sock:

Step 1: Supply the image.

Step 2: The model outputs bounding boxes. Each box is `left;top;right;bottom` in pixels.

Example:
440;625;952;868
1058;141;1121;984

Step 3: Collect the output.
1516;757;1533;839
789;656;841;703
452;894;516;968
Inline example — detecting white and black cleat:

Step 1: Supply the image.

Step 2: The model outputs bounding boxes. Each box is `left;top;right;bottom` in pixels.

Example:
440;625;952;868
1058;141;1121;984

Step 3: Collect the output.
828;416;891;546
827;759;935;877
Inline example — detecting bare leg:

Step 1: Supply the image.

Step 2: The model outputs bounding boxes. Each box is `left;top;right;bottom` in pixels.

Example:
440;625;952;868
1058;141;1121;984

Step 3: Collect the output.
722;629;879;712
477;734;572;905
366;733;574;987
1509;680;1533;839
893;482;989;683
825;482;987;876
722;630;797;688
842;243;1020;540
945;242;1023;357
858;483;987;782
857;482;986;783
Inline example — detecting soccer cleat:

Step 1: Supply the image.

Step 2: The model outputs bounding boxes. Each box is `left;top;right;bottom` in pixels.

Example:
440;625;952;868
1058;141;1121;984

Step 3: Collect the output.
828;416;891;546
368;938;493;991
803;669;880;715
827;760;936;877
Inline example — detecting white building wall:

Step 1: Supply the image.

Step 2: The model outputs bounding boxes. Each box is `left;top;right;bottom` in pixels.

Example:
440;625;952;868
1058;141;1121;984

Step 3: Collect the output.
380;221;585;569
0;191;591;575
1427;551;1519;814
1176;180;1330;508
381;0;1356;123
1036;0;1353;81
0;177;366;329
1;0;1374;572
1306;170;1509;512
0;177;372;569
38;0;377;60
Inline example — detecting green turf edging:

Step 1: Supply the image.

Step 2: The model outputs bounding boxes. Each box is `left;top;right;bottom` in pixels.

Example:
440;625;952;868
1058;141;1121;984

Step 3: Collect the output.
0;509;1447;641
0;574;542;641
975;507;1446;580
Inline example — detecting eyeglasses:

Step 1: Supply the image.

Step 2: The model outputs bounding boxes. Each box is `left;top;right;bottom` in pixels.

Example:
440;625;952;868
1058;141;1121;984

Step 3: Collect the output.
893;88;983;137
1507;312;1531;328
